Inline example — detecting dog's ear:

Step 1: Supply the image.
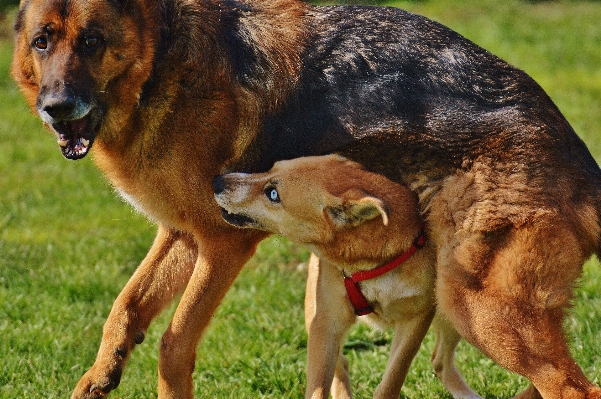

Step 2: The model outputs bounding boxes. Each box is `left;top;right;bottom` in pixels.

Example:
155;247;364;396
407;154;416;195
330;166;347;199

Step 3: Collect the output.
326;189;389;227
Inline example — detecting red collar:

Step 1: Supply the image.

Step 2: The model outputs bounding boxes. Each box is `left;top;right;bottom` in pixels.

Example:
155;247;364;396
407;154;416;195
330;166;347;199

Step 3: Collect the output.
343;229;427;316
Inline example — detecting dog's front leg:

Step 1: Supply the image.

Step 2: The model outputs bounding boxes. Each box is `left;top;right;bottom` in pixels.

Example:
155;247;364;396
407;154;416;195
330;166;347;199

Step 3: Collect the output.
157;228;264;399
305;255;356;399
431;316;482;399
72;226;198;399
373;309;434;399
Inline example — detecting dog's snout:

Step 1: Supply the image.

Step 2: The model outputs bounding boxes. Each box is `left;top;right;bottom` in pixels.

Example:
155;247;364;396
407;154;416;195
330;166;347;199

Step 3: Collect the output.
43;96;76;119
212;175;226;194
38;88;77;120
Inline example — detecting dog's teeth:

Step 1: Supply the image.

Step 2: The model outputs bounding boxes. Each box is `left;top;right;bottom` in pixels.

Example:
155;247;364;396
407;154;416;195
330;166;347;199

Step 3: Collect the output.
82;138;90;147
58;139;69;147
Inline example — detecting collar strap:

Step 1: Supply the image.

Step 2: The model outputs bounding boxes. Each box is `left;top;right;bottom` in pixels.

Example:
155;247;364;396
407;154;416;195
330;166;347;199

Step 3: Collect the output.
343;228;427;316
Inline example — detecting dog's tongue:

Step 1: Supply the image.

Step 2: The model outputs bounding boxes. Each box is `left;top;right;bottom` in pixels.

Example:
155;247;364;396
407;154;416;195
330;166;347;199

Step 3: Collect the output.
67;118;88;136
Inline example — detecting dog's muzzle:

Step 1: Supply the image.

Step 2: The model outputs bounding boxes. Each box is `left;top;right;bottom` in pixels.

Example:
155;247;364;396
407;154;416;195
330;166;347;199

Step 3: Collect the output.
37;84;101;160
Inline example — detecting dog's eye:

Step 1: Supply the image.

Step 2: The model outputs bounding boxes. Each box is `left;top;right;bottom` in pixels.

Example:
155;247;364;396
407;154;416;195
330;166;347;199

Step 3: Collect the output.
33;36;48;50
85;34;101;48
265;187;280;203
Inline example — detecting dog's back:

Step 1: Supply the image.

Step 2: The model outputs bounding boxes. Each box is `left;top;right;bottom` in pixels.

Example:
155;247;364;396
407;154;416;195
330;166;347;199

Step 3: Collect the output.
238;6;601;236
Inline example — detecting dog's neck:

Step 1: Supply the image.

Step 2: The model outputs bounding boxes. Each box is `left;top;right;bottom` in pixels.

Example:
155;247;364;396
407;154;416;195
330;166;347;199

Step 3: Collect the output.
131;0;310;162
317;217;425;275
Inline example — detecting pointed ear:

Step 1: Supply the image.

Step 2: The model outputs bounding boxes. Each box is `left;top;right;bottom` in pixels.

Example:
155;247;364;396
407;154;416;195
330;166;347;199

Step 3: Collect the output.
326;190;389;227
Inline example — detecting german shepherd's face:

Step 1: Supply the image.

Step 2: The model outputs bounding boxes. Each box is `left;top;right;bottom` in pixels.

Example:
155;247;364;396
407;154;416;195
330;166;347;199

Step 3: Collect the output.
12;0;155;159
213;155;391;247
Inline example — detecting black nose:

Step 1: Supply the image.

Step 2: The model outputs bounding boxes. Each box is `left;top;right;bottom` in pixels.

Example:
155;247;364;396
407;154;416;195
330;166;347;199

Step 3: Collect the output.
40;94;77;120
212;175;225;194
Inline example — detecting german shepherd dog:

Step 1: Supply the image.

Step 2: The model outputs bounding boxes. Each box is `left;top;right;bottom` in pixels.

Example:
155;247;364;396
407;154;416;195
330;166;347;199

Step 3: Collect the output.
12;0;601;397
214;154;482;399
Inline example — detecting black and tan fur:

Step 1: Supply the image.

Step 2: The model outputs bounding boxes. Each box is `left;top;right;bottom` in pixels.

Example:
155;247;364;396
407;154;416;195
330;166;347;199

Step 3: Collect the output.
12;0;601;398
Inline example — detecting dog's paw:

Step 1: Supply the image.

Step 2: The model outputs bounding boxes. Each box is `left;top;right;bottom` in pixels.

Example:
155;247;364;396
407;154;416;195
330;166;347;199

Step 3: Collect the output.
71;366;123;399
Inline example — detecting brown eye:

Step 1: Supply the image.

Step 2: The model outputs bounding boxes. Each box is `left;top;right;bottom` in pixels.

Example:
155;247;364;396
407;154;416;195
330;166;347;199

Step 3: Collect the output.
34;36;48;50
85;35;100;48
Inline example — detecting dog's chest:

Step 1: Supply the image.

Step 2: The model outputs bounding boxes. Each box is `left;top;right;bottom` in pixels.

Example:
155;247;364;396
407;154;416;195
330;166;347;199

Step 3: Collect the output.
360;267;434;326
116;188;148;216
114;182;182;227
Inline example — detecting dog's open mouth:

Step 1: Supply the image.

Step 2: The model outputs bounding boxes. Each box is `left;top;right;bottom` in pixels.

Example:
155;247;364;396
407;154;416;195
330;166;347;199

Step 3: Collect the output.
220;208;258;228
52;115;97;160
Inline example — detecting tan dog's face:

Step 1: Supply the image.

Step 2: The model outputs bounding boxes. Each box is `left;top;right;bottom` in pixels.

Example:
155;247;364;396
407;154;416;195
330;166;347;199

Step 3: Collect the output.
213;155;389;246
12;0;155;159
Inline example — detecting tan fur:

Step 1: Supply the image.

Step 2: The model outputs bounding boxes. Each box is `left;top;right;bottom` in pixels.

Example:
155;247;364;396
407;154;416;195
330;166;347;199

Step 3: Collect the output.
214;155;482;399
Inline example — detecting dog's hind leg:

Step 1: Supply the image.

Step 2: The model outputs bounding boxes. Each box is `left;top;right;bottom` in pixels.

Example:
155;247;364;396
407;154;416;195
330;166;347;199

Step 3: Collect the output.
72;226;198;399
157;228;264;399
434;220;601;399
431;316;482;399
305;255;355;399
445;290;600;399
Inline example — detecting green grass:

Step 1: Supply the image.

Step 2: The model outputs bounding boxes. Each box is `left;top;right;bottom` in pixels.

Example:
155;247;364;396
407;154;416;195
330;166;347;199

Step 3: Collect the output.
1;1;600;397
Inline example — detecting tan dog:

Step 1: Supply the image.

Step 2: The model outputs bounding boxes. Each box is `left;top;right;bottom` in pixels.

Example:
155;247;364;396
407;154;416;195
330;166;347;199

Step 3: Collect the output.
214;154;482;399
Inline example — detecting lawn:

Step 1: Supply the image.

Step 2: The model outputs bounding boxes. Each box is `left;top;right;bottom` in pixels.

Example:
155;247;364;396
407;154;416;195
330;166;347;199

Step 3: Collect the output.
1;0;600;398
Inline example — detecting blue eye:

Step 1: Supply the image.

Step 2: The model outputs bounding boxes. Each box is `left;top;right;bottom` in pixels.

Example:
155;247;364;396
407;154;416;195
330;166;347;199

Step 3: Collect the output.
265;187;280;203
